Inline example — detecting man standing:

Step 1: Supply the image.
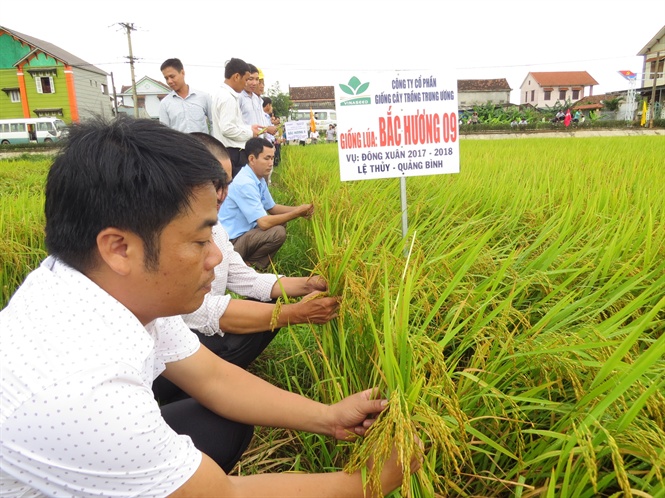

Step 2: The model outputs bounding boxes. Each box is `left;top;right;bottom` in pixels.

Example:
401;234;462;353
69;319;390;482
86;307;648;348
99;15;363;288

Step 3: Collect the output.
219;137;314;269
159;58;212;133
212;57;261;178
239;64;263;127
0;117;415;497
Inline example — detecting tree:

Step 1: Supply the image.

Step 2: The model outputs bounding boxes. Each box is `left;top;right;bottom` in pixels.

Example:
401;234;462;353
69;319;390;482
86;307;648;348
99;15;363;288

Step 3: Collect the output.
602;96;624;112
267;82;292;119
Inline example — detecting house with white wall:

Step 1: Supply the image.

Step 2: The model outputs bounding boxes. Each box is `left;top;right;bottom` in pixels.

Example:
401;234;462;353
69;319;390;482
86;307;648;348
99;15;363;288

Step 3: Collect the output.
637;24;664;119
457;79;511;109
116;76;170;119
519;71;598;108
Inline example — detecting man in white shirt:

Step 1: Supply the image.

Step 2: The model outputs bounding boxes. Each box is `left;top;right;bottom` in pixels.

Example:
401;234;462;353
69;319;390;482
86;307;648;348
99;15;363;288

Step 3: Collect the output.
0;117;416;497
159;58;212;133
212;57;261;178
153;133;340;403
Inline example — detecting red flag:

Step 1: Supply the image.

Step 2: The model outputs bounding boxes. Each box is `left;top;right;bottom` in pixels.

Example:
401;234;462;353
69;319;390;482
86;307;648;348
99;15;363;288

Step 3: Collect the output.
618;70;637;80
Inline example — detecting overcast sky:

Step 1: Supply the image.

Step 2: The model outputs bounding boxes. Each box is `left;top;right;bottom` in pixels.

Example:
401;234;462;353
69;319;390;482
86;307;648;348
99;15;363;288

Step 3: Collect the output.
3;0;663;103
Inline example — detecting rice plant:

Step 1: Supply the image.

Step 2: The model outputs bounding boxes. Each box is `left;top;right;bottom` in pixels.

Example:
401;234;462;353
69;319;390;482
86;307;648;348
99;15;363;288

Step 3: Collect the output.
273;137;665;496
3;138;664;497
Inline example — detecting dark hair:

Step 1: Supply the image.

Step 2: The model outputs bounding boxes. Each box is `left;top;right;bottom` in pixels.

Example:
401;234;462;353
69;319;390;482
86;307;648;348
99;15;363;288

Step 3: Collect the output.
190;132;230;162
160;58;183;72
190;132;230;190
262;96;272;107
245;137;274;159
247;64;258;74
45;116;224;273
224;58;250;79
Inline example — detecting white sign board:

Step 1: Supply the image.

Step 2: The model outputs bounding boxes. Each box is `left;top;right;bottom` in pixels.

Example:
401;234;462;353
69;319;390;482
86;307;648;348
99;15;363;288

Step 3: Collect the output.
284;120;309;141
335;71;459;181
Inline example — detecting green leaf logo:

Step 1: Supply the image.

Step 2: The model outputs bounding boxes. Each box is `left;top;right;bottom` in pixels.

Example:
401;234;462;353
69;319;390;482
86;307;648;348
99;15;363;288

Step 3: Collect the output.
339;77;369;96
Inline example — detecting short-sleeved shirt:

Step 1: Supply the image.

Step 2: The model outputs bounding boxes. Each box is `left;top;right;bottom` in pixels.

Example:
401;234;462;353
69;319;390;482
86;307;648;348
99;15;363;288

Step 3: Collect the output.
218;165;276;239
159;88;212;134
0;257;202;497
182;223;279;336
239;90;258;126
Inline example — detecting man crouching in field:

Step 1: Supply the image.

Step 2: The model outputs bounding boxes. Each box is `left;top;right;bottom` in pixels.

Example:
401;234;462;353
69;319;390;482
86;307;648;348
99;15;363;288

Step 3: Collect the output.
0;116;419;497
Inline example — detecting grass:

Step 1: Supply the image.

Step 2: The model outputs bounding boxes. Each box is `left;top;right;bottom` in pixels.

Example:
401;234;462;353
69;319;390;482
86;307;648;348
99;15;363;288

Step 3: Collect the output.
268;137;665;497
0;154;49;306
2;137;664;497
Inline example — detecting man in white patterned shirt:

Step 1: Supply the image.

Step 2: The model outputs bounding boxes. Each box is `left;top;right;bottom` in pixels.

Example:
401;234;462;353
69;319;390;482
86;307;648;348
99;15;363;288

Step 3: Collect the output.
0;117;415;497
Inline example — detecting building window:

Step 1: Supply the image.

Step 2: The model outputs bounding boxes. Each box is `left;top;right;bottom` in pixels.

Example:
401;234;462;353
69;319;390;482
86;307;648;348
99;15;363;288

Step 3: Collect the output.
531;90;535;101
572;89;580;100
101;83;108;95
544;90;551;100
649;59;664;77
525;92;528;102
36;76;55;94
559;90;566;100
9;90;21;102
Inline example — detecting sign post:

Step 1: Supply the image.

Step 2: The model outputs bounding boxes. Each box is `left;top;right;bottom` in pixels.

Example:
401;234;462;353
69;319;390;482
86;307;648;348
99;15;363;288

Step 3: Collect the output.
334;70;460;253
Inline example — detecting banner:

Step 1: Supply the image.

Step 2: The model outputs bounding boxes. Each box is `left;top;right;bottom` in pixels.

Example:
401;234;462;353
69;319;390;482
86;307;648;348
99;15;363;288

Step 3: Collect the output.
284;120;309;141
335;70;459;182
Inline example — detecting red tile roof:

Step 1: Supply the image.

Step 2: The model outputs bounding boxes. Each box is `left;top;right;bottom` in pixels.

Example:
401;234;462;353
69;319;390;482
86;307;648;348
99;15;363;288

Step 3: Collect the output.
571;93;621;110
458;79;511;91
529;71;599;86
289;86;335;101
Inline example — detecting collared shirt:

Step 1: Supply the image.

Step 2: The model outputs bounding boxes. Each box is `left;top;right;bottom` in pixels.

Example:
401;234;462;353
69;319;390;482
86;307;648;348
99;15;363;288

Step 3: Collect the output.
263;112;275;144
182;223;279;336
159;87;212;133
0;257;201;497
239;90;257;126
239;91;267;131
218;165;276;239
212;83;253;149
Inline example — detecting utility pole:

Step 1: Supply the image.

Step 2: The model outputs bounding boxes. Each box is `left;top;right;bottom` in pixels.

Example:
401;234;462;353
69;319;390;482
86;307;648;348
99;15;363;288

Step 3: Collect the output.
648;51;661;129
118;22;139;118
110;72;119;117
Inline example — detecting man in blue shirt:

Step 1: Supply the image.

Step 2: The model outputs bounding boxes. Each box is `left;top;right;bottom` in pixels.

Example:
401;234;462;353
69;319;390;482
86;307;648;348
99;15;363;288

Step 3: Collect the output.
218;137;313;269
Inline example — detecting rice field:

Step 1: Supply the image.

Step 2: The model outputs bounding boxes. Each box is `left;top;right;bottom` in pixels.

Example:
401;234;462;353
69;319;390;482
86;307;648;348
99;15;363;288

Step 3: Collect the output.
271;136;665;497
2;136;664;497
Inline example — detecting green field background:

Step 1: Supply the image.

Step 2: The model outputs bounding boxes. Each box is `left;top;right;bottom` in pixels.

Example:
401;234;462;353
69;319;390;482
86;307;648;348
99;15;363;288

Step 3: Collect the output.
1;136;664;497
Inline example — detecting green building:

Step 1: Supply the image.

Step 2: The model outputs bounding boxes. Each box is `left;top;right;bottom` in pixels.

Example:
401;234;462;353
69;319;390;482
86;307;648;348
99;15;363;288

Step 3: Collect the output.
0;26;112;123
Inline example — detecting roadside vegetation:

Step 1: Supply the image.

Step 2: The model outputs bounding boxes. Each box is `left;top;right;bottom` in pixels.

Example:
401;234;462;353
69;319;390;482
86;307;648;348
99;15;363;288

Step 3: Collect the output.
458;101;664;133
2;136;664;497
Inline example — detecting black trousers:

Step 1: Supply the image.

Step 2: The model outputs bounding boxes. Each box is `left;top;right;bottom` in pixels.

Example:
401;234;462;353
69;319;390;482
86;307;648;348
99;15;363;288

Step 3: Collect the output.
227;147;248;178
160;398;254;473
153;329;278;471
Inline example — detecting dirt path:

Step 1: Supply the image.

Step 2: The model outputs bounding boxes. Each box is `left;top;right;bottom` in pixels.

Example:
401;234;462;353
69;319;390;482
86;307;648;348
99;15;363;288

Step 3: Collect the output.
1;129;662;158
462;128;664;140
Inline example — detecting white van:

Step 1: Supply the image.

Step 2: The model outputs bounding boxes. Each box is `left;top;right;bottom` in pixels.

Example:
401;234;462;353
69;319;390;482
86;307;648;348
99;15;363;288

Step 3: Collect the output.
289;109;337;132
0;117;68;145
